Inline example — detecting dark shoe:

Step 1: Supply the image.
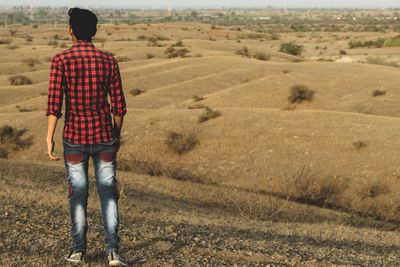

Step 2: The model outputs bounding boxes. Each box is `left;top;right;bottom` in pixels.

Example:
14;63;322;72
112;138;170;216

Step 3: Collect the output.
64;250;86;265
107;251;127;266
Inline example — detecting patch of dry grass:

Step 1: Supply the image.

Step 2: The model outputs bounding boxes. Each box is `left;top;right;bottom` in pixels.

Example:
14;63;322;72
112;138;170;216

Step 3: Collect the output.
198;107;221;123
9;75;33;86
288;85;314;103
0;125;33;158
165;131;199;155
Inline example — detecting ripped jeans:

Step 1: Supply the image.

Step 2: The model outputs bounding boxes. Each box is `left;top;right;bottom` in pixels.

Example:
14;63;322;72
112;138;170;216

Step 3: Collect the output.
62;137;121;254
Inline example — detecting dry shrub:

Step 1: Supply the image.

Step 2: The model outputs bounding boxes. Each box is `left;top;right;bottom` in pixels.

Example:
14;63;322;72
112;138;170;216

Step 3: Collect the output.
146;53;155;59
372;89;386;97
165;47;190;58
172;40;184;47
235;46;250;57
253;52;270;61
350;180;397;221
0;125;34;158
0;39;12;45
353;141;368;149
48;40;58;46
288;85;314;103
6;45;19;50
0;147;8;159
192;95;204;102
9;75;33;86
116;56;130;62
226;194;290;221
282;167;348;207
198;107;221;123
129;88;144;96
165;131;199;155
282;69;291;74
22;57;39;68
188;103;205;110
147;37;162;47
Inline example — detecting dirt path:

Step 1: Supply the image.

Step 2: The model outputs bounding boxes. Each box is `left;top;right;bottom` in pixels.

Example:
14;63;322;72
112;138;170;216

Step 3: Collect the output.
1;160;400;266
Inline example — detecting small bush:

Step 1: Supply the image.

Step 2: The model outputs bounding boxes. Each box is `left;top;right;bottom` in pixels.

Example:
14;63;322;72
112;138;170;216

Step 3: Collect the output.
129;88;144;96
172;40;184;47
146;53;155;59
372;89;386;97
48;40;58;46
253;52;270;61
6;45;19;50
23;57;40;68
339;49;347;55
235;46;250;57
25;35;33;43
358;181;391;200
165;131;199;154
192;95;204;102
0;147;8;158
283;167;348;207
165;47;190;58
0;39;12;45
147;37;162;47
9;75;33;86
59;42;68;48
280;41;303;56
198;107;221;123
137;35;147;41
288;85;314;103
0;125;34;158
353;141;368;149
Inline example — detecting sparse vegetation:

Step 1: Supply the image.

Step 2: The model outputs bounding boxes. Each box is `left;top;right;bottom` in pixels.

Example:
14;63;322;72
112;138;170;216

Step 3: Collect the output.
172;40;184;47
253;52;270;61
0;125;33;158
48;40;58;47
0;39;12;45
353;141;368;149
9;75;33;86
22;57;40;69
348;38;385;49
235;46;250;57
288;85;314;103
192;95;204;102
129;88;144;96
146;53;155;59
165;47;190;58
198;107;221;123
372;89;386;97
280;41;303;56
165;131;199;154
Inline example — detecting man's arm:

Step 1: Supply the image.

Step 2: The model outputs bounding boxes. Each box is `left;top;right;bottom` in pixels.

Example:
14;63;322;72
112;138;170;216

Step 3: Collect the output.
46;115;60;160
45;56;64;160
110;58;127;147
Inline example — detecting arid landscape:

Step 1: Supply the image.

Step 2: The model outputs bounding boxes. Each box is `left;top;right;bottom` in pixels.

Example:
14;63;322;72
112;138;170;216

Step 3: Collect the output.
2;6;400;266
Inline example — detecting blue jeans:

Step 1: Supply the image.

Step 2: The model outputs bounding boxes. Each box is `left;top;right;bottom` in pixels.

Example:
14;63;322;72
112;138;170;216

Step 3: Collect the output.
62;137;121;254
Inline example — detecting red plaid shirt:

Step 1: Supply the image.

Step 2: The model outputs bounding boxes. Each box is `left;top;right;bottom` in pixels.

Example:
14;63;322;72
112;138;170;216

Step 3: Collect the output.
46;40;127;144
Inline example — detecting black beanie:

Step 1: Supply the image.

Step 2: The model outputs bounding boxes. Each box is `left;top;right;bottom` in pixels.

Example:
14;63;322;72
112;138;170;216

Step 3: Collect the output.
68;8;98;41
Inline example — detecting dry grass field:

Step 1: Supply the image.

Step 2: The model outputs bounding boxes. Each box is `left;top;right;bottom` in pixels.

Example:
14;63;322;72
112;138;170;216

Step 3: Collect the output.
1;16;400;266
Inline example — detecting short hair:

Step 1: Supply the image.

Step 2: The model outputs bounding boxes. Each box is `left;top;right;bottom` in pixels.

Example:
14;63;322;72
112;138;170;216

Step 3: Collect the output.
68;8;98;41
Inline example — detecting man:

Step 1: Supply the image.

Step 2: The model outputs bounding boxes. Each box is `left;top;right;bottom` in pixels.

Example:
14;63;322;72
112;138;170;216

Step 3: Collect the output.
45;7;127;266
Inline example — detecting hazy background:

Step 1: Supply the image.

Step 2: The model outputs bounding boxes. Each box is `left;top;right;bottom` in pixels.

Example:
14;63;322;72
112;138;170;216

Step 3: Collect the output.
0;0;399;8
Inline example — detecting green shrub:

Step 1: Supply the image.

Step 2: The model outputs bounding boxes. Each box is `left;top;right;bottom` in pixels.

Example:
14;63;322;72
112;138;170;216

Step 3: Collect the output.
280;41;303;56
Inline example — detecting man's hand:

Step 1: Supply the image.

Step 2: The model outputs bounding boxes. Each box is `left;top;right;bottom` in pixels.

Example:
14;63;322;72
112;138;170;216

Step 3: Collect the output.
46;139;60;161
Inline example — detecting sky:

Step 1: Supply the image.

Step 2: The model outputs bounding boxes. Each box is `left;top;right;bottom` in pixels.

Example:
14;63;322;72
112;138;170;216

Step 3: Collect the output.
0;0;400;8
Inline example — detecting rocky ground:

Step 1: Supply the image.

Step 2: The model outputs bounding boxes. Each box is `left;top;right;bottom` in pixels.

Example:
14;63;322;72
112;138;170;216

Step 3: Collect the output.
1;160;400;266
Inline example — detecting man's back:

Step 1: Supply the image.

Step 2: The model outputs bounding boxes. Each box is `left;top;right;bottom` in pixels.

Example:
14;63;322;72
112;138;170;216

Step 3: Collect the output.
46;40;126;144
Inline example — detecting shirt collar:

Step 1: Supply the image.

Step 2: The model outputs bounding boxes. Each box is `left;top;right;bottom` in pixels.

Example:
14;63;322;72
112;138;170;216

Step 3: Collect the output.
72;40;95;47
